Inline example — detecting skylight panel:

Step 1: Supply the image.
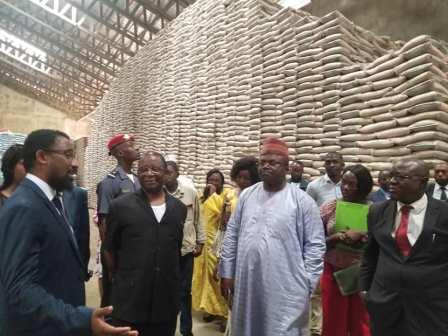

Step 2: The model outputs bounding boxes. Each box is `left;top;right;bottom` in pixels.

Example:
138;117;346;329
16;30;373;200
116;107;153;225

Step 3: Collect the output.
0;28;50;74
28;0;86;27
279;0;311;9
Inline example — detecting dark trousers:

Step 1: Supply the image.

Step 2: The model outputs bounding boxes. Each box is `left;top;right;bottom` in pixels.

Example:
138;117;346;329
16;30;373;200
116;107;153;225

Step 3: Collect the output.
111;318;176;336
178;253;194;335
100;246;111;307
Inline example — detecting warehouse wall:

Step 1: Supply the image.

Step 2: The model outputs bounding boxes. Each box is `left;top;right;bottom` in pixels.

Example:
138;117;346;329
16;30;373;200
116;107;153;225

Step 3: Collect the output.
0;84;88;139
303;0;448;43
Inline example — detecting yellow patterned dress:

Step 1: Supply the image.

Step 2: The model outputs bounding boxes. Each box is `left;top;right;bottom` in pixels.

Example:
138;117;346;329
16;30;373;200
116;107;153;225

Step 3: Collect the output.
192;187;236;318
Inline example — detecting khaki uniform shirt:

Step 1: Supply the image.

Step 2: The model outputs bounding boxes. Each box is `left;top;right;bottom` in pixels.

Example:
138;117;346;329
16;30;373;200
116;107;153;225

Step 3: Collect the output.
168;179;205;256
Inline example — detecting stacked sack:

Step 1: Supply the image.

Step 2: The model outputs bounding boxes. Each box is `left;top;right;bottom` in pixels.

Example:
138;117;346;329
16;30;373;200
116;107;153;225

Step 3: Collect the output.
84;0;448;199
172;12;195;175
338;35;448;175
293;11;400;175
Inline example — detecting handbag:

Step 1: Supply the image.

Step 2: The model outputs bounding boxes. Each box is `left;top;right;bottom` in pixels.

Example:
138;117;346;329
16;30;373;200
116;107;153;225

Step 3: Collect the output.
211;197;232;258
332;262;361;296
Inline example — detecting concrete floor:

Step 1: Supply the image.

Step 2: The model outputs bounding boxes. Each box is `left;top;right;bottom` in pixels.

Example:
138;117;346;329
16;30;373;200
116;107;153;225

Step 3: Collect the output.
85;280;222;335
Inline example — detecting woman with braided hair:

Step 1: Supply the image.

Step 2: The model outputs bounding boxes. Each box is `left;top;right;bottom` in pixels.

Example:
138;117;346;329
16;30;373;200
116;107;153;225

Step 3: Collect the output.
0;144;25;207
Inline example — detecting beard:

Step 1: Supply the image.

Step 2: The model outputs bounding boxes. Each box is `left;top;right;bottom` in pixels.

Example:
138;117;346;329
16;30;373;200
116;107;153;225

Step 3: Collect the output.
48;173;74;192
143;183;163;194
261;172;286;189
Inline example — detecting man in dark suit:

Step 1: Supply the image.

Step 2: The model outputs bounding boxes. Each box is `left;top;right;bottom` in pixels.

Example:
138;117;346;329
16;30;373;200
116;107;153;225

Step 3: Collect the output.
426;162;448;201
360;158;448;336
369;170;391;203
288;160;309;191
104;152;187;336
63;161;91;280
0;129;137;336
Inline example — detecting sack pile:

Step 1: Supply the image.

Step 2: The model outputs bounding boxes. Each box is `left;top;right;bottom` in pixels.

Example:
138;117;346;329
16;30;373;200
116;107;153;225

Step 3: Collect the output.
337;35;448;175
85;0;448;199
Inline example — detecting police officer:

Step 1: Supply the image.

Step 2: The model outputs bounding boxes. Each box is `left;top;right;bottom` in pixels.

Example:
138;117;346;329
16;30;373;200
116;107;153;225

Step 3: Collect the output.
97;133;140;306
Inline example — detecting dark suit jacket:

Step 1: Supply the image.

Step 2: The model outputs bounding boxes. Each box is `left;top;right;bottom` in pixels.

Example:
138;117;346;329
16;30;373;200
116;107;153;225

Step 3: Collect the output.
105;190;187;324
0;178;91;335
426;182;436;198
426;182;448;200
360;198;448;336
368;188;389;203
63;187;91;279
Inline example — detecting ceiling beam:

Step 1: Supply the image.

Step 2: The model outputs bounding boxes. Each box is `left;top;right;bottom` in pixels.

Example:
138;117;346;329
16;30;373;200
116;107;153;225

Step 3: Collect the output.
0;56;98;107
96;0;159;34
0;64;77;113
134;0;173;21
0;21;110;92
182;0;195;5
0;0;123;70
148;0;187;28
65;0;146;47
0;38;104;96
0;15;116;77
0;0;195;118
30;0;136;58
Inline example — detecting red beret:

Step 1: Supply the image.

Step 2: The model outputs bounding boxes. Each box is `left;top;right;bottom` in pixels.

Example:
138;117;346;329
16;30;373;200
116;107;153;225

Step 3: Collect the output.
261;137;289;158
107;134;134;152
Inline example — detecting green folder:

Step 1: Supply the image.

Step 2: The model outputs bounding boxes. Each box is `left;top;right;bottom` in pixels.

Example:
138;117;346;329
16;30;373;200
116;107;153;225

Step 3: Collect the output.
333;263;361;296
334;201;369;233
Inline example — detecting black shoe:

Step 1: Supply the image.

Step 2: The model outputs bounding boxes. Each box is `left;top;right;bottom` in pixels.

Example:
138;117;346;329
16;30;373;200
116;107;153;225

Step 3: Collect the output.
219;322;226;333
181;333;194;336
203;314;217;322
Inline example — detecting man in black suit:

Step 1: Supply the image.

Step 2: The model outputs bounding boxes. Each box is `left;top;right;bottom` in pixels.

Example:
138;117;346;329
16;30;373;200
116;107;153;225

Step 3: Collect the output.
369;170;391;203
360;158;448;336
426;162;448;201
63;159;91;280
0;129;137;336
104;152;187;336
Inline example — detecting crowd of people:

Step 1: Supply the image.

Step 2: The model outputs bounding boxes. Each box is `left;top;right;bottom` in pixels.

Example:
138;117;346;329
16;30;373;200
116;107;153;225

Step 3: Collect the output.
1;128;448;336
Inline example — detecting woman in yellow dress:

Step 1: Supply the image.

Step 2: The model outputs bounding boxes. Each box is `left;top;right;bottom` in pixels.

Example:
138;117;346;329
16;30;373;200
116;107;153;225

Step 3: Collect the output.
192;169;235;326
192;159;260;332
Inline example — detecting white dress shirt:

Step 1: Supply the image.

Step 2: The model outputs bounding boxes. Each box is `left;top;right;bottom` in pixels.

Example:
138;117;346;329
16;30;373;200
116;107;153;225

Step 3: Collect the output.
306;174;342;206
26;173;56;201
392;194;428;246
26;174;74;234
432;183;447;200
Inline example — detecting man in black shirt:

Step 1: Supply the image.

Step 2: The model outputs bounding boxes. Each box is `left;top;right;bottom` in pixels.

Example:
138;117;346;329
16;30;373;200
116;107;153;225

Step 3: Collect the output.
104;151;187;336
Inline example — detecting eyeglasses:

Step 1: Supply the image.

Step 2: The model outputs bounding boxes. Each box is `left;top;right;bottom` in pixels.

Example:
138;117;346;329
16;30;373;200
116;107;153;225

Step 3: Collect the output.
390;173;426;183
45;149;75;160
